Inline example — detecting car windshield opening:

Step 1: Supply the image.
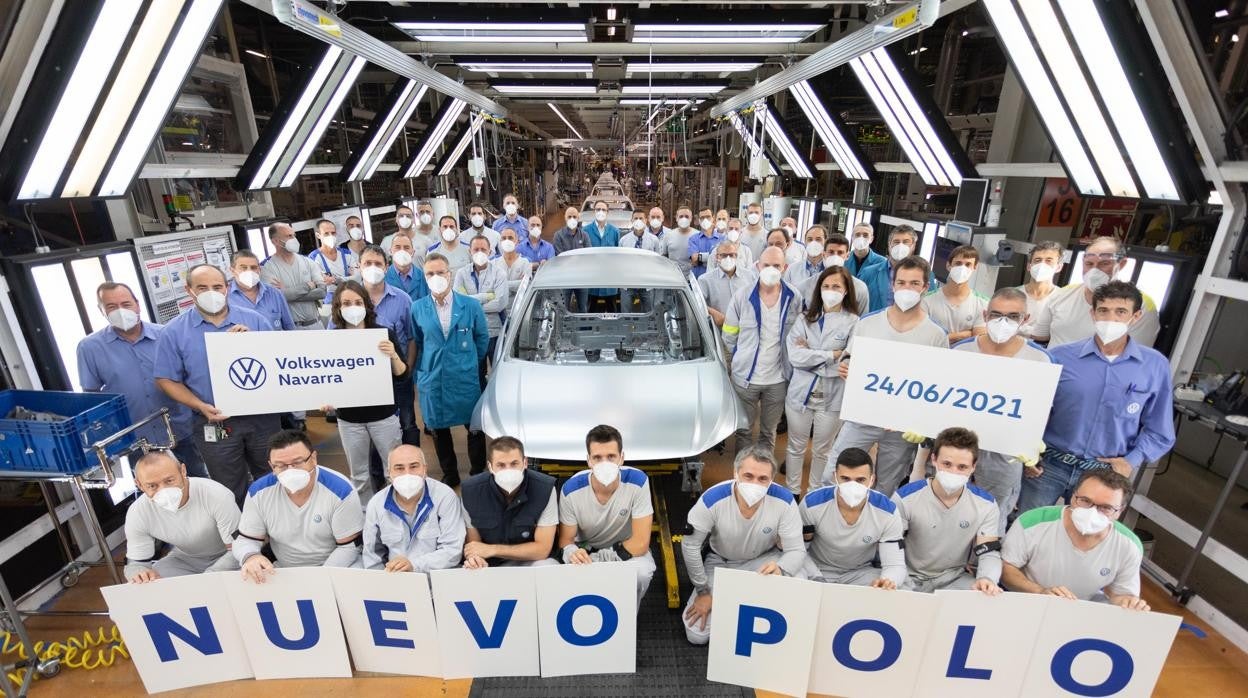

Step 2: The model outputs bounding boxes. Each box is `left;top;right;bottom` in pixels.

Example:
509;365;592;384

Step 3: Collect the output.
512;288;707;365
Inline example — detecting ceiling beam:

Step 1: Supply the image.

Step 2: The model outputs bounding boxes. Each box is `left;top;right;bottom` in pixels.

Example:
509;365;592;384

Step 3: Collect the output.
392;42;827;56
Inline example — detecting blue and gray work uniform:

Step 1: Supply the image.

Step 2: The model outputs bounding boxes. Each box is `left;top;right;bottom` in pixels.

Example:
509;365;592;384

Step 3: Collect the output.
362;479;465;571
799;485;906;586
892;479;1000;593
559;467;656;605
233;466;364;569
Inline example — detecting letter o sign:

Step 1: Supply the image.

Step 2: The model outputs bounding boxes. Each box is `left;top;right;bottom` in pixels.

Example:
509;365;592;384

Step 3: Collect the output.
555;594;619;647
831;619;903;672
1050;638;1134;697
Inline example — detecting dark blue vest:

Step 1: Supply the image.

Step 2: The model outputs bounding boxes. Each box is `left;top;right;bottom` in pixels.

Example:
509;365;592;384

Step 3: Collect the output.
461;469;557;561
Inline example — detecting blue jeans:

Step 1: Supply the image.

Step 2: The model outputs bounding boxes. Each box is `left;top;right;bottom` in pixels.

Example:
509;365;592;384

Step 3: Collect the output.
564;289;589;312
1017;452;1091;514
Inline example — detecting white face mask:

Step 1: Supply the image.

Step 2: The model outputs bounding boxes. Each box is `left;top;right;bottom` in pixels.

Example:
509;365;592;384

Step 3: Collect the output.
889;243;910;261
631;219;645;232
700;218;713;231
391;474;425;499
472;251;490;267
348;227;364;241
719;256;737;273
493;467;524;494
418;213;432;226
194;290;227;314
805;241;824;258
427;274;450;295
934;469;969;493
471;214;485;228
320;235;337;248
397;216;414;229
986;317;1020;344
677;216;691;229
392;250;413;268
361;266;386;285
759;266;783;287
235;270;260;289
152;486;182;513
441;228;458;242
821;289;845;308
530;227;542;237
341;305;366;326
726;230;741;243
566;218;579;229
1094;320;1130;344
283;238;301;254
852;236;870;252
1070;505;1111;535
1083;267;1112;291
504;203;518;216
277;467;312;493
837;480;869;508
893;289;921;312
595;210;608;223
824;254;845;268
715;220;727;232
106;308;140;332
948;265;974;284
649;218;663;230
500;239;517;254
746;212;761;226
736;480;768;507
1030;262;1056;283
592;461;620;486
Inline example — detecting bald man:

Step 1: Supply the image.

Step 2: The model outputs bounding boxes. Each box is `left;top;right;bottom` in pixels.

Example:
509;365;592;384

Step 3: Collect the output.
124;451;240;583
362;445;465;572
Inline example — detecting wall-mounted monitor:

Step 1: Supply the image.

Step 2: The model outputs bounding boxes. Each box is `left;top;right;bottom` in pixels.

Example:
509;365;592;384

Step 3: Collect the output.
953;178;989;226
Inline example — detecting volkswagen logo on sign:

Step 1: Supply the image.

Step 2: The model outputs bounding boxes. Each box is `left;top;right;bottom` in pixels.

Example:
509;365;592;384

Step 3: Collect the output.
228;357;267;390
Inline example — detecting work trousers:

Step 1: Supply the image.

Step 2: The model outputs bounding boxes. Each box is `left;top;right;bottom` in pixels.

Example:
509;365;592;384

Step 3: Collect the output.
783;398;842;495
192;413;280;507
821;421;918;496
732;381;787;461
433;426;486;488
337;414;401;506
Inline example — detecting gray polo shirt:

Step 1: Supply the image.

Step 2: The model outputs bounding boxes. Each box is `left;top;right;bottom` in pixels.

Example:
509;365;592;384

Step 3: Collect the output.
1002;505;1142;599
558;467;653;550
260;253;327;325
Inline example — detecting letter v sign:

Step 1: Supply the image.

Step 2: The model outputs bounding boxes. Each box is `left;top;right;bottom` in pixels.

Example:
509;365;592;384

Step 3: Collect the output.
454;600;518;649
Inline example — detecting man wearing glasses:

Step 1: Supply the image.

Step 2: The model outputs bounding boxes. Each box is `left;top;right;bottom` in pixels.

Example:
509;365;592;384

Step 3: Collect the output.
233;430;364;583
1029;236;1160;347
1018;281;1174;514
952;287;1053;530
1002;469;1149;611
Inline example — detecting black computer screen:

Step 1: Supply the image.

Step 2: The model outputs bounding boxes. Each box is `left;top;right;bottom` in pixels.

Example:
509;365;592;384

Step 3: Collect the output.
953;178;989;226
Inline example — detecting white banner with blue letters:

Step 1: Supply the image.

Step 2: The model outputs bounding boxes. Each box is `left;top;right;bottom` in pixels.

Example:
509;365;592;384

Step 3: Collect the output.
204;329;393;416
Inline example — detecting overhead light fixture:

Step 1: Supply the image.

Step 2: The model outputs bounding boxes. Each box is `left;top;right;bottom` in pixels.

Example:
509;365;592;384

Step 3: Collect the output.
757;102;815;179
607;7;617;21
0;0;226;200
548;102;584;139
434;112;487;176
907;46;928;55
788;80;873;181
245;49;268;59
1215;9;1230;18
491;79;599;96
626;60;761;75
849;46;974;187
456;58;593;77
236;45;367;191
728;111;782;177
620;80;728;96
394;21;588;43
400;97;467;178
632;23;823;44
340;78;428;182
981;0;1200;202
621;98;701;106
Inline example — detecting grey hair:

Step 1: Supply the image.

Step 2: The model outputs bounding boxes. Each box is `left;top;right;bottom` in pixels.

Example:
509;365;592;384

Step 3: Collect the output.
991;286;1028;305
733;446;778;476
851;222;874;235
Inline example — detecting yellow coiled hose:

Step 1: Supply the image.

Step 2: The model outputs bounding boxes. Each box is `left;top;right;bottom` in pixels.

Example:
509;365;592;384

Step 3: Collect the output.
0;626;129;683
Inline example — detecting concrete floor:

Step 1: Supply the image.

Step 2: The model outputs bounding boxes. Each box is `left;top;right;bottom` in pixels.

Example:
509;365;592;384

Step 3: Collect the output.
13;418;1248;696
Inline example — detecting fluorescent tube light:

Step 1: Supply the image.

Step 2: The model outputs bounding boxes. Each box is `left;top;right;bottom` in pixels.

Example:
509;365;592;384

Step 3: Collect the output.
548;102;584;139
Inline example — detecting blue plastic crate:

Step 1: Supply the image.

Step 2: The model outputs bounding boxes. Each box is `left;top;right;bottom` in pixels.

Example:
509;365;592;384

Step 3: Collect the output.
0;390;136;476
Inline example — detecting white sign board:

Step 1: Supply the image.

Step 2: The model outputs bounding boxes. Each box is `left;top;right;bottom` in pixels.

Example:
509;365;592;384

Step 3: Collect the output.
223;568;352;680
328;568;442;677
431;567;540;679
205;329;393;416
102;573;253;694
535;563;637;678
706;568;822;698
840;337;1061;455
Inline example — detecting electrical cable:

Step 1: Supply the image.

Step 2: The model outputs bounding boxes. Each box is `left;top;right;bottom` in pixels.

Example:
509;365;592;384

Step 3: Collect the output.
0;626;129;683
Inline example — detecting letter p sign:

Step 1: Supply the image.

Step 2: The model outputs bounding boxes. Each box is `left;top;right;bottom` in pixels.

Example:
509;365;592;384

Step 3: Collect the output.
735;605;788;657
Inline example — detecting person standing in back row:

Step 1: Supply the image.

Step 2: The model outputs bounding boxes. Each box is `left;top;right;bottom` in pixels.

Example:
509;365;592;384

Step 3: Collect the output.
554;206;591;311
261;222;328;329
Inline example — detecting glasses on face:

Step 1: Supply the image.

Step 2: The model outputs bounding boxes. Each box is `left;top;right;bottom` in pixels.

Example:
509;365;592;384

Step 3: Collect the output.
1084;253;1121;265
1072;494;1121;516
988;311;1025;322
269;453;314;471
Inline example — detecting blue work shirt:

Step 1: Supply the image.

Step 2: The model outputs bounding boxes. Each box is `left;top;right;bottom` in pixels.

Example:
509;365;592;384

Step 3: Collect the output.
76;322;193;442
386;264;429;301
153;306;273;407
517;237;556;265
687;231;724;279
582;221;620;296
327;283;414;351
228;281;294;331
491;215;529;238
846;249;892;312
1044;337;1175;468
